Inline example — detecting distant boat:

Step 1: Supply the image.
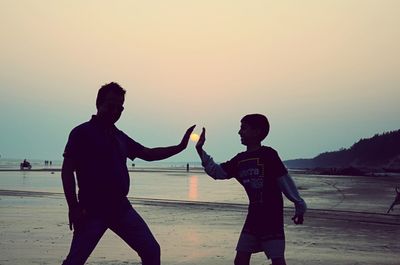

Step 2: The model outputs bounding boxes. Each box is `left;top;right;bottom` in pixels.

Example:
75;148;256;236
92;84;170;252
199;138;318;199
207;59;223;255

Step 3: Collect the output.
20;159;32;170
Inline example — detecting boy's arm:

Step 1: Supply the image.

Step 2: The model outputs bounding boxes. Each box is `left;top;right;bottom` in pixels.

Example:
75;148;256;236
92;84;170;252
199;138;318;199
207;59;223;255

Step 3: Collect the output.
278;174;307;223
196;127;229;180
199;149;229;179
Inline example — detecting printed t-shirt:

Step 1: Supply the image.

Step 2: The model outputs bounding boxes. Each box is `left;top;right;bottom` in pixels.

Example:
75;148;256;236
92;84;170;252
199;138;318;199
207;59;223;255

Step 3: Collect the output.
221;146;288;239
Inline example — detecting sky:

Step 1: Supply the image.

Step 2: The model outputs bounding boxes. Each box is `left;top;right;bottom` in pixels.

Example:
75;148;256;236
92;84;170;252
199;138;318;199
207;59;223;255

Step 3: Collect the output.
0;1;399;163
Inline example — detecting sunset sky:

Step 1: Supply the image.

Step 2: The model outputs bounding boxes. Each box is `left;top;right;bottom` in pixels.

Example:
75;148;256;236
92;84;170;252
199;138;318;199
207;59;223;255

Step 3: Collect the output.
1;1;399;163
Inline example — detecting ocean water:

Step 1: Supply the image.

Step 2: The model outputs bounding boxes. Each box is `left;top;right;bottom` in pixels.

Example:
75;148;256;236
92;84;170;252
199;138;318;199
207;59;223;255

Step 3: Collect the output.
0;158;201;170
0;170;246;203
1;168;399;213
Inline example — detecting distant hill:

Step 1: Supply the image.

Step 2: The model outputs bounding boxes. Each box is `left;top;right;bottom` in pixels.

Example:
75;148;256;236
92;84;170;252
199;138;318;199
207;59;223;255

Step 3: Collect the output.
284;129;400;172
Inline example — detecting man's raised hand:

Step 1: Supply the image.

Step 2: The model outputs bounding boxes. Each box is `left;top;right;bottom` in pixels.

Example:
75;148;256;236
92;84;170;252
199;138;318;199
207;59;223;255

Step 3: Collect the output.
179;125;196;150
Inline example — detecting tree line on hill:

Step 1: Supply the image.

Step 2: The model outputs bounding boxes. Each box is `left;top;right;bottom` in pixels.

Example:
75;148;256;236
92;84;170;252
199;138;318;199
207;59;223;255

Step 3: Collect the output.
284;129;400;174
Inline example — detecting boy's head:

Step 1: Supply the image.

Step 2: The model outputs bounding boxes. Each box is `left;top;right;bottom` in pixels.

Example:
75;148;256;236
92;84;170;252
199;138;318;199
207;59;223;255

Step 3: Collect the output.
239;114;270;145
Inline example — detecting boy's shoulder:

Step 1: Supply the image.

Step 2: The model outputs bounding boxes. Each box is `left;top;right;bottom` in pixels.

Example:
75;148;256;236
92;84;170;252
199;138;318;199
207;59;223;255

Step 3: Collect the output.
234;146;278;159
261;145;277;153
260;145;281;155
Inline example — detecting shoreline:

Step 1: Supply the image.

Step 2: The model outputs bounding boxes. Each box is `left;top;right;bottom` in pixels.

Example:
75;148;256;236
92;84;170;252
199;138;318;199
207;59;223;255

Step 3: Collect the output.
1;189;399;224
0;167;206;173
1;168;400;178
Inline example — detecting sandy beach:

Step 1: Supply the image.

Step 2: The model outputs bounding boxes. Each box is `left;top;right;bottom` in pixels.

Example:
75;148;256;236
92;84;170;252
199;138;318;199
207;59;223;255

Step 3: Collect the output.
1;184;399;265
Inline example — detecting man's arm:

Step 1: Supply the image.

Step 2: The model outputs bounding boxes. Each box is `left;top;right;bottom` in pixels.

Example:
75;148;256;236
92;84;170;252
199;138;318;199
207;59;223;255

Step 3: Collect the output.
61;158;78;210
136;125;195;161
138;146;184;162
278;174;307;224
61;157;85;231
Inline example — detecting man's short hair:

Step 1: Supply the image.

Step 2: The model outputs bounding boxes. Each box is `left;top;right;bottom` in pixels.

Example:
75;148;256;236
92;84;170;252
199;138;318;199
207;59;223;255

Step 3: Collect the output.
96;82;126;109
241;114;270;141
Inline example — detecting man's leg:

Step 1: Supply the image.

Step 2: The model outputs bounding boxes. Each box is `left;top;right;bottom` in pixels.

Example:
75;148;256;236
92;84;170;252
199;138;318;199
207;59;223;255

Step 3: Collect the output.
234;251;251;265
110;207;161;265
62;217;108;265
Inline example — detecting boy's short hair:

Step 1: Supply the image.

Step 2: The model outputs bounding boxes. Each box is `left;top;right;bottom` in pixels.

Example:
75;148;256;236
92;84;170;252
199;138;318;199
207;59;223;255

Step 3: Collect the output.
96;82;126;109
241;114;270;141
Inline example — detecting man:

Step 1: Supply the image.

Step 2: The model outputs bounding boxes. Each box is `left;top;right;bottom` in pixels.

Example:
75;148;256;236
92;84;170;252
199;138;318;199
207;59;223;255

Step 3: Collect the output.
61;82;195;265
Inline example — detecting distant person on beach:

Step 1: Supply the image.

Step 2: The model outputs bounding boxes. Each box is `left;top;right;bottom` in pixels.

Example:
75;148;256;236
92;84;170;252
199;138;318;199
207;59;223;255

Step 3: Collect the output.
195;114;306;265
61;82;195;265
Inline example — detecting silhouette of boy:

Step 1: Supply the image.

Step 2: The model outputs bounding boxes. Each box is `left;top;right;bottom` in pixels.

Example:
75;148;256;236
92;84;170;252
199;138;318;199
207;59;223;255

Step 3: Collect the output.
195;114;306;265
61;82;195;265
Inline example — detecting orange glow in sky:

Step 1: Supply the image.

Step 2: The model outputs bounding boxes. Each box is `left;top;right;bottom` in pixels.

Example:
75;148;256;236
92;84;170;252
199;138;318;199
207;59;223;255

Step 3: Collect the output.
0;1;399;161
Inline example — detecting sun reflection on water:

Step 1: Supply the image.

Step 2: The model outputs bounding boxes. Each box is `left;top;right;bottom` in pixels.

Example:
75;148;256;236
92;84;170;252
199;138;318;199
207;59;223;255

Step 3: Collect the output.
188;175;198;200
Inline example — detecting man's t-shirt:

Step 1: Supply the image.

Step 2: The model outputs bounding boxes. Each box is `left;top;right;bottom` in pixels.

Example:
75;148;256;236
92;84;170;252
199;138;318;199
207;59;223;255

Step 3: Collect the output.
63;115;144;217
220;146;288;239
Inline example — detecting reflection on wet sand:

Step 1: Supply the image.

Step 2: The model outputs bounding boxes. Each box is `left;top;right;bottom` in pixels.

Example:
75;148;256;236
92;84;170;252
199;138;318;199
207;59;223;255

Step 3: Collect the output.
188;175;198;200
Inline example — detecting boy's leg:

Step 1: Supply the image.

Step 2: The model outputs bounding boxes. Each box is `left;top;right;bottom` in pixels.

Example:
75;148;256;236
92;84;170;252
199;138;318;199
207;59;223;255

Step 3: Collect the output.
235;232;261;265
62;217;108;265
109;206;160;265
271;257;286;265
261;239;286;265
234;251;251;265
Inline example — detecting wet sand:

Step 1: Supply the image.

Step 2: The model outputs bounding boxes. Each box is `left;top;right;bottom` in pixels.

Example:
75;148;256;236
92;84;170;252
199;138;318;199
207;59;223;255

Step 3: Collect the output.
0;189;399;265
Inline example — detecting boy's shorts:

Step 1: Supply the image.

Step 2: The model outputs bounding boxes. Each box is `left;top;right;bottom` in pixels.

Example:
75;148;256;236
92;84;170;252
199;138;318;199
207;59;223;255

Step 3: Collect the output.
236;232;285;259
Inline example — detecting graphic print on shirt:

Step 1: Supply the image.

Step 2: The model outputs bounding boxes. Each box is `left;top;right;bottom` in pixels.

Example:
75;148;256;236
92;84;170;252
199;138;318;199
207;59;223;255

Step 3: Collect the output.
237;158;265;204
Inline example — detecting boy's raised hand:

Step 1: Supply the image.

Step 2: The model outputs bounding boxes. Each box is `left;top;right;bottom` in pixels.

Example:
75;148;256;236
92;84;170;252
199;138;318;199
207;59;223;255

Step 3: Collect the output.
196;127;206;152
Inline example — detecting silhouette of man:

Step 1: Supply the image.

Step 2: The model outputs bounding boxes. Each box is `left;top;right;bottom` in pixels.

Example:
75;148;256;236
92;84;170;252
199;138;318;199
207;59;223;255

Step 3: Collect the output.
61;82;195;265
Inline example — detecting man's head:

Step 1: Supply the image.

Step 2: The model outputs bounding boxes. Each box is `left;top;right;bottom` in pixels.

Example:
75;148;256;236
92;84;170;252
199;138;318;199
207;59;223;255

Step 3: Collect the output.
96;82;126;125
239;114;270;145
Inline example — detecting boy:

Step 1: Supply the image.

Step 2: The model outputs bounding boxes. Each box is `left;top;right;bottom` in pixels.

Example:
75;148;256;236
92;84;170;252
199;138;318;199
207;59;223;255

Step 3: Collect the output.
195;114;306;265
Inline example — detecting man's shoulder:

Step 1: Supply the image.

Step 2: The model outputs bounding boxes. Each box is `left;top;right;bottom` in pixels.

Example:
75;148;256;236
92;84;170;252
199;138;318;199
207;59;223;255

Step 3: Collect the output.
113;126;127;135
113;127;131;140
69;120;93;136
